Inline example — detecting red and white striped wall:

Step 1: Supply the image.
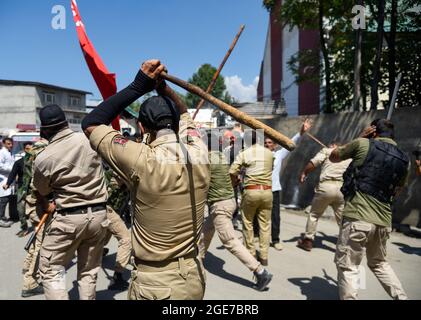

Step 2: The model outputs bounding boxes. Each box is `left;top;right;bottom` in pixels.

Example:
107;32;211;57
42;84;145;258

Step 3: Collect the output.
257;0;320;116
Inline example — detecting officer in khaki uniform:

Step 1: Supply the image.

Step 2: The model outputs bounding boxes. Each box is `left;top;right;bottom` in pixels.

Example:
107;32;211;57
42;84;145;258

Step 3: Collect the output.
82;60;210;300
229;130;274;266
199;132;273;291
297;143;352;251
21;138;49;298
33;105;108;300
330;119;409;300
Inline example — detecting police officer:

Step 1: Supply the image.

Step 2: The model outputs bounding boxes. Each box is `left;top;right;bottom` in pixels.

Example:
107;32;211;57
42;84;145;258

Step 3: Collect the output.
21;138;49;298
263;119;312;251
229;130;274;266
200;132;272;291
33;105;108;300
297;142;351;251
330;119;409;300
82;60;210;300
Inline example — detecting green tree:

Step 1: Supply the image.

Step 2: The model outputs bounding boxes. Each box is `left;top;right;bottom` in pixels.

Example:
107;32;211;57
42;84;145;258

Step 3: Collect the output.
264;0;421;112
185;63;234;108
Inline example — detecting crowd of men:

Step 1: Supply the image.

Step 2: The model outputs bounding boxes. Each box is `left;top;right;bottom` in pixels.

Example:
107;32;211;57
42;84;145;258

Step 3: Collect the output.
0;59;418;300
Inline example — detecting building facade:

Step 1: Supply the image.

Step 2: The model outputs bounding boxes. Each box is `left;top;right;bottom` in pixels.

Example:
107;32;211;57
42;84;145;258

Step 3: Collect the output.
0;80;91;132
257;0;321;116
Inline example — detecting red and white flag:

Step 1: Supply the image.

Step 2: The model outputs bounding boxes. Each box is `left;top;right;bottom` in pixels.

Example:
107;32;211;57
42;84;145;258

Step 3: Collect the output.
71;0;120;130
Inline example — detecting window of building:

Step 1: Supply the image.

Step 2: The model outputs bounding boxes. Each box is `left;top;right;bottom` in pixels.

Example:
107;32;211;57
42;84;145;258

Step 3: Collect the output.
69;95;81;108
42;92;56;104
68;118;82;124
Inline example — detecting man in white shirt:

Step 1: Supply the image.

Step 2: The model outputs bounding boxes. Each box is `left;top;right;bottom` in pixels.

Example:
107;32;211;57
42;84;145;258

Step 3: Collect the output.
263;119;312;250
0;138;15;228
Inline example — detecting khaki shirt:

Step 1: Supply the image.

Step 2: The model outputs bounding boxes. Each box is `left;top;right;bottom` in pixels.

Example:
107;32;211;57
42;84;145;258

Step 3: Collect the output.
229;144;274;187
33;128;107;209
310;148;352;183
89;113;210;261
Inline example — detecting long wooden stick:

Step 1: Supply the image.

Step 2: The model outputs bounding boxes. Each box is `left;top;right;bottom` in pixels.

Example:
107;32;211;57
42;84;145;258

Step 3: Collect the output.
162;72;296;151
192;25;245;120
305;132;328;149
24;212;49;251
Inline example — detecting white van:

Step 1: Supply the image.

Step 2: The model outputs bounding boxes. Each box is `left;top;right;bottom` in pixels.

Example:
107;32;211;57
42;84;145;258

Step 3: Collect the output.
0;125;40;160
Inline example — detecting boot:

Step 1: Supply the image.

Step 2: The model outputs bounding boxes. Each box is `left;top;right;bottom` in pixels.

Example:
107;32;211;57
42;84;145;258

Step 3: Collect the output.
253;269;273;291
21;285;44;298
108;272;129;291
297;238;313;251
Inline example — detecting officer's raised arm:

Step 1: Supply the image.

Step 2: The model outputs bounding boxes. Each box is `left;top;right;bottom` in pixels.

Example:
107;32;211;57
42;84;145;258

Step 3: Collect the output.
82;59;166;138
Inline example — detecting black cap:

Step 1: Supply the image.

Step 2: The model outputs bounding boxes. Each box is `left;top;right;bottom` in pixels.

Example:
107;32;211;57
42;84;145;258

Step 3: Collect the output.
138;96;180;131
39;104;68;128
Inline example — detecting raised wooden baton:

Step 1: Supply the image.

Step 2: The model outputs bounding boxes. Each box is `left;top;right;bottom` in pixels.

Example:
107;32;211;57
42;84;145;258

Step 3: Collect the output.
161;72;296;151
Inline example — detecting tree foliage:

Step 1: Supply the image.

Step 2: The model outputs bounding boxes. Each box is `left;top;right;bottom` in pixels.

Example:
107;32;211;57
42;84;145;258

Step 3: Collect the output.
185;63;234;108
265;0;421;112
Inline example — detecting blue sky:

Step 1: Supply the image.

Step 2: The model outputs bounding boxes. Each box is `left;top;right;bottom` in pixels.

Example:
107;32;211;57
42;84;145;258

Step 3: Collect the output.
0;0;269;102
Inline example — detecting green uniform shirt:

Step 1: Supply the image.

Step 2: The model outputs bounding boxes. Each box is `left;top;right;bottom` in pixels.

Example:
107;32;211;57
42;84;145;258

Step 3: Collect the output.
208;151;234;204
337;137;408;227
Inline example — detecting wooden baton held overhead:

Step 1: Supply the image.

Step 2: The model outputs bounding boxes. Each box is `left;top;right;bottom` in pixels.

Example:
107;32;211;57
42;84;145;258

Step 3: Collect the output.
192;24;245;120
305;132;328;149
161;72;296;151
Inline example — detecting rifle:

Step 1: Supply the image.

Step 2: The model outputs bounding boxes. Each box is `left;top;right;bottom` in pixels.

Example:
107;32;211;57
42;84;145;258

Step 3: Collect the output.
24;212;49;251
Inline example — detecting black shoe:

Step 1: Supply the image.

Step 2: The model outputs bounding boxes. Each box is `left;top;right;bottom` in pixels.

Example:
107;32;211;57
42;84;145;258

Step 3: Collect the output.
21;285;44;298
102;247;109;257
253;269;273;291
108;272;129;291
16;229;30;237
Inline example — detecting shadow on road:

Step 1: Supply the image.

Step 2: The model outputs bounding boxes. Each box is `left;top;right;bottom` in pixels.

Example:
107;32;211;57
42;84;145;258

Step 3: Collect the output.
203;252;255;289
284;232;337;253
392;242;421;257
288;269;338;300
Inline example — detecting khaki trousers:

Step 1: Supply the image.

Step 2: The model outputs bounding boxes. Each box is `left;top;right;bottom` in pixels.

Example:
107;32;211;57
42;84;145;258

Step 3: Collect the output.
128;255;206;300
22;197;45;290
305;181;344;240
241;189;273;261
335;217;408;300
39;209;107;300
103;206;131;273
200;198;260;272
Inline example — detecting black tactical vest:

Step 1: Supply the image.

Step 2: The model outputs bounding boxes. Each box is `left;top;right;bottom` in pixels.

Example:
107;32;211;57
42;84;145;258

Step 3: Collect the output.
341;139;409;203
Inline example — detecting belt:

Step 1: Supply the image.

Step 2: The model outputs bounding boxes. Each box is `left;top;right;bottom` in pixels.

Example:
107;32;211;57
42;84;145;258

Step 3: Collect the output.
58;203;107;215
321;179;343;184
134;251;198;272
245;185;272;190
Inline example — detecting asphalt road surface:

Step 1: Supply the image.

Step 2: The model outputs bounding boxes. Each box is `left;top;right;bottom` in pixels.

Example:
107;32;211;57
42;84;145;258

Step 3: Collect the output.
1;210;420;300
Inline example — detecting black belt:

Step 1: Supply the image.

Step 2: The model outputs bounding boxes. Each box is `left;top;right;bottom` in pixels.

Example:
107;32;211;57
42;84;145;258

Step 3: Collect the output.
58;203;107;215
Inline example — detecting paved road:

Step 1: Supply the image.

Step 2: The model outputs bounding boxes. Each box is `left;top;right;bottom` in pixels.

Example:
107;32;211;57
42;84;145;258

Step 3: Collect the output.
1;210;420;300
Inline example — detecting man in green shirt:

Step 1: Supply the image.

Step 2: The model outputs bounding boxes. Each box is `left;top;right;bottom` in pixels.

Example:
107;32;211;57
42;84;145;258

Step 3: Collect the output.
200;132;272;291
330;119;409;300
